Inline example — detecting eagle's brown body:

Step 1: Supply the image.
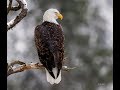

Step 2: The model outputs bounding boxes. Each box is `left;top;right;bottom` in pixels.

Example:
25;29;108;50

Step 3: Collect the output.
34;21;64;79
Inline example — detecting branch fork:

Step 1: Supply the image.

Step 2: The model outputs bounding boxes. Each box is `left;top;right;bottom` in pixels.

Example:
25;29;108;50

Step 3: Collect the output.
7;0;28;31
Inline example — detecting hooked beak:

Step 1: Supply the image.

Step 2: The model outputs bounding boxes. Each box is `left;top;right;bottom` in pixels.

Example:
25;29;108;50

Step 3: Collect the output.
56;13;63;20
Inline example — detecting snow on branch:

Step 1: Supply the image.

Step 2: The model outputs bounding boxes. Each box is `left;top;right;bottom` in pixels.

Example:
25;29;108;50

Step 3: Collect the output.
7;60;76;77
7;61;43;76
7;0;28;31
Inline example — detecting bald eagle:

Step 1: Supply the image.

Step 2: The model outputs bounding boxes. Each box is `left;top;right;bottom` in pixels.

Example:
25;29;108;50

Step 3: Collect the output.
34;9;64;84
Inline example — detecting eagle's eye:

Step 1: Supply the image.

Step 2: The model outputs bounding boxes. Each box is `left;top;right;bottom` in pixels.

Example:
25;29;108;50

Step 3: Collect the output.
54;12;58;14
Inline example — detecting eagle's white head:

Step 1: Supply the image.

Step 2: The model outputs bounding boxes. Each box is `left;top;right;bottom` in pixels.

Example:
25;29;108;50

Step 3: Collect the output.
43;8;63;24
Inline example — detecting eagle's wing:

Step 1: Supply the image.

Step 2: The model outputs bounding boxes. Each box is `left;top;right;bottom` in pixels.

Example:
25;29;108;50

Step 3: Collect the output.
34;22;64;83
34;24;56;79
48;24;64;77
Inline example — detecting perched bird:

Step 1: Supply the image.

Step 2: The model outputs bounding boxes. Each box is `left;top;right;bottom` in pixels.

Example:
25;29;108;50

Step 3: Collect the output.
34;8;64;84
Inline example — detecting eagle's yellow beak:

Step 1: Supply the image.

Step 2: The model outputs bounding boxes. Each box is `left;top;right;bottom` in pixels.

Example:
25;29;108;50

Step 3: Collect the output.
56;13;63;20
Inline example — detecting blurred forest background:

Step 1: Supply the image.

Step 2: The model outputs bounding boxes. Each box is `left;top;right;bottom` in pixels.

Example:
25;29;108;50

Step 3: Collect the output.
7;0;113;90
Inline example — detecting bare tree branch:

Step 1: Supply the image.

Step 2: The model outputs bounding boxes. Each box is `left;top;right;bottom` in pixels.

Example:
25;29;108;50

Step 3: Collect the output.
7;0;28;31
7;60;76;77
7;60;25;69
7;61;43;76
11;4;21;11
7;0;13;14
7;0;21;13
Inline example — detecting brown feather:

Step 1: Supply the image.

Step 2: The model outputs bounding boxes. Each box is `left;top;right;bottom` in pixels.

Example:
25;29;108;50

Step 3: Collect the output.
34;21;64;78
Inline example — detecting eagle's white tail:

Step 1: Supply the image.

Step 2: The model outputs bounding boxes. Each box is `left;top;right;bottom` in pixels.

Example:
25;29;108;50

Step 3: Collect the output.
45;68;61;84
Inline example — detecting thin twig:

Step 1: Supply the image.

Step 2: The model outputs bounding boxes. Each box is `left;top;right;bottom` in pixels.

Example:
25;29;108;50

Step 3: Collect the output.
7;0;13;14
62;66;77;71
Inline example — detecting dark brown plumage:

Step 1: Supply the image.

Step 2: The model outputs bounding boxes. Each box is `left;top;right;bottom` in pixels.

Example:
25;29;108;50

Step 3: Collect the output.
34;21;64;79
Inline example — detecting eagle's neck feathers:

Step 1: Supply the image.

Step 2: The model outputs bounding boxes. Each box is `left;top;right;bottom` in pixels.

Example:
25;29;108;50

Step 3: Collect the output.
43;19;58;25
